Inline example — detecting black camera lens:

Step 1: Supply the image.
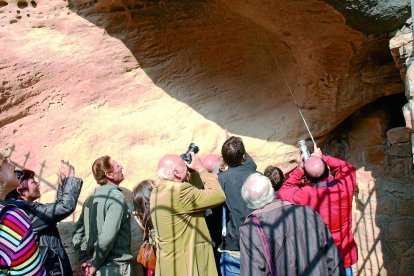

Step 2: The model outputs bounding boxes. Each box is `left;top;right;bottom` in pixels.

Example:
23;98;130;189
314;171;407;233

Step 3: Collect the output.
181;143;200;163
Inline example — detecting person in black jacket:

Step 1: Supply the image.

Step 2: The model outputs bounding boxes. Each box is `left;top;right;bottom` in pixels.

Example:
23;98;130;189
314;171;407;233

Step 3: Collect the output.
218;136;257;276
6;160;83;276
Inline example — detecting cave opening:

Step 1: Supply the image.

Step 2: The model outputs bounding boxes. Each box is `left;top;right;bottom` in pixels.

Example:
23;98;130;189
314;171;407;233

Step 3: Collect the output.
322;92;407;164
356;92;407;130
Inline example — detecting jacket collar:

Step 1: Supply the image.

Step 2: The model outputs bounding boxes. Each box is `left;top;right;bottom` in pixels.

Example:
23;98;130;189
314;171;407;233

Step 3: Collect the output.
99;182;123;192
249;199;292;217
311;175;336;188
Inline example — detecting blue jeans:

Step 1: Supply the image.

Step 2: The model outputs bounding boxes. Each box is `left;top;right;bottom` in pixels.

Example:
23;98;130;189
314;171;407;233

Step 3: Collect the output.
346;267;353;276
220;252;240;276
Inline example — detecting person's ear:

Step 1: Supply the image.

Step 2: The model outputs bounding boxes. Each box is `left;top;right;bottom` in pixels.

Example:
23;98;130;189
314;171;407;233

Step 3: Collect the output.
104;171;113;180
172;169;181;180
17;187;24;196
242;154;246;162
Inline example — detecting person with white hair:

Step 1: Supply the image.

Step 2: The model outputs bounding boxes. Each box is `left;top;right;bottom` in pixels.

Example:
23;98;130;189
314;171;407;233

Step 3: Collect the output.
202;154;226;175
239;173;345;276
150;153;225;276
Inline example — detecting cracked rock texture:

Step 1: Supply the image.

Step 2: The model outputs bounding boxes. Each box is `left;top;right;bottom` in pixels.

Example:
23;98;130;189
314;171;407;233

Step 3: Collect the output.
0;0;412;275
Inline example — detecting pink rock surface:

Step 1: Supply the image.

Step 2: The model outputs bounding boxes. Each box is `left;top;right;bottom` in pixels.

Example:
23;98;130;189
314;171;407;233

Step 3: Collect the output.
0;0;409;275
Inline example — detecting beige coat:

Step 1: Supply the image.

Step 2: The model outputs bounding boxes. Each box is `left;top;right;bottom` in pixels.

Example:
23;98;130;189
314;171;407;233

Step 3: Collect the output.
150;171;225;276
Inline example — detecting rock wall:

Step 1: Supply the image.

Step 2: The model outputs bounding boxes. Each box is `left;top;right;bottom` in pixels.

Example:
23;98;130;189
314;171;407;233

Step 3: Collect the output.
386;18;414;276
390;18;414;153
324;0;411;34
0;0;411;275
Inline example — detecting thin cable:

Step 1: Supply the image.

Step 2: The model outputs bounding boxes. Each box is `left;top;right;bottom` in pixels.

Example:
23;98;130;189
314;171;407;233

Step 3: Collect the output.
264;34;316;146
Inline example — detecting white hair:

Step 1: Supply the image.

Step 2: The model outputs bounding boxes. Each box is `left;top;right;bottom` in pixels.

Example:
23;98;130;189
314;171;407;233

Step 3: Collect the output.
241;173;274;210
210;161;222;175
157;166;174;180
157;157;180;180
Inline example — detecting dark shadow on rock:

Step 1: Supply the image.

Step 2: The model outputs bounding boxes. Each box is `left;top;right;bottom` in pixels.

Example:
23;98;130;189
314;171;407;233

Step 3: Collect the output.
66;0;403;144
67;0;301;143
322;0;411;34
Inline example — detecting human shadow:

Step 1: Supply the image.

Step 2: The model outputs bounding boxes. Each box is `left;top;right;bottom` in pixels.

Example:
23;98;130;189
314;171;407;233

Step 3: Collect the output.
7;143;85;207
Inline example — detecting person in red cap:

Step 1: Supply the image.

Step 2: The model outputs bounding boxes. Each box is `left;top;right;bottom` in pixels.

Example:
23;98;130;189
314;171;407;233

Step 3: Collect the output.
278;147;358;276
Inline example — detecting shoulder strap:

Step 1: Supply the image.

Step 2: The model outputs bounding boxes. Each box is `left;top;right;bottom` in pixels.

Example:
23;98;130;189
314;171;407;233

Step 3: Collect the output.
0;204;17;222
312;180;337;188
221;205;227;236
251;215;276;276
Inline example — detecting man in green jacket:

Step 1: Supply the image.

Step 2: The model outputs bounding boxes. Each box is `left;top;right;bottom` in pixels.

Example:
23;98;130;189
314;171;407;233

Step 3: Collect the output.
73;155;132;276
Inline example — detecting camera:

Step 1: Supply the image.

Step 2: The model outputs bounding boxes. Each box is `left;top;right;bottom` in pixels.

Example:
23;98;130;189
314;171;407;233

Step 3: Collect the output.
298;140;311;161
180;143;200;164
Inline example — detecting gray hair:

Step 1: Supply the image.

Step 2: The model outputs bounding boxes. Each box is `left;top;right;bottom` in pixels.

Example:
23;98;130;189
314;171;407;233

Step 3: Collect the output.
157;166;174;180
241;173;274;210
157;156;181;180
210;161;222;175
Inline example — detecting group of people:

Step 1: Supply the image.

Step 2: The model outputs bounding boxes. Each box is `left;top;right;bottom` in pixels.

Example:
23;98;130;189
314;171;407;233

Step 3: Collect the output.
0;132;358;276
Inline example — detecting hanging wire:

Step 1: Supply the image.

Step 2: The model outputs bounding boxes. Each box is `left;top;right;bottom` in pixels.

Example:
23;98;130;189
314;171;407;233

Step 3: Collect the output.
263;34;316;146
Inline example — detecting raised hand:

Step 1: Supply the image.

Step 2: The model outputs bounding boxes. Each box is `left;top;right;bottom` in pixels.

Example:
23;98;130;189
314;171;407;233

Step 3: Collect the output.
225;129;230;140
58;160;75;185
296;152;305;169
312;145;322;158
184;152;206;174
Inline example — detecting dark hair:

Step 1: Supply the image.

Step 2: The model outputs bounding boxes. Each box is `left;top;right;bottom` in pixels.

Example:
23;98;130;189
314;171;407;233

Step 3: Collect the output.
6;169;35;199
264;166;285;191
92;156;113;185
133;179;154;230
221;136;246;167
304;159;330;183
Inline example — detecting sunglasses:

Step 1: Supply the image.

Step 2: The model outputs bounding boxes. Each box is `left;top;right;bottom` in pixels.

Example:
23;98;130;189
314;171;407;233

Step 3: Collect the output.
14;169;35;181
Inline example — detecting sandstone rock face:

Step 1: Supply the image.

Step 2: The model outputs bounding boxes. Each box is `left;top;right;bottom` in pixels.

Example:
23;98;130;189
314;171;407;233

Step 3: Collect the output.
385;127;413;179
387;126;412;143
402;100;414;129
0;0;410;275
390;18;414;100
346;112;413;275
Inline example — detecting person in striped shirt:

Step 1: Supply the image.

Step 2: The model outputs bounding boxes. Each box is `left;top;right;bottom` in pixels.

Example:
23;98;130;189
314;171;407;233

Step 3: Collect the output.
0;149;46;276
